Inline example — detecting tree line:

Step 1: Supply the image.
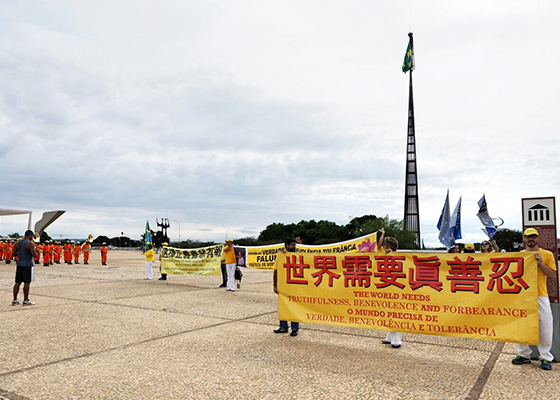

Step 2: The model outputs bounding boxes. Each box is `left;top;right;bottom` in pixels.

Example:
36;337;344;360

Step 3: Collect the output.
3;217;524;251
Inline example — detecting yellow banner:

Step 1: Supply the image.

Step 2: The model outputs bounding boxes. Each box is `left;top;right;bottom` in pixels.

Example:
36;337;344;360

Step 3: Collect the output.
161;244;223;275
275;251;539;344
243;232;378;270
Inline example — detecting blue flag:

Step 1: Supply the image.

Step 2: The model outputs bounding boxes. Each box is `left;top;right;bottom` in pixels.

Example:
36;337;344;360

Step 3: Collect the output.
450;196;462;241
437;190;453;248
477;195;497;238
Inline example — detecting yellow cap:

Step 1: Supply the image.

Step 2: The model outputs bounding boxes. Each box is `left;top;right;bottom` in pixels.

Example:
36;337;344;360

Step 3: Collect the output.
523;228;539;237
162;242;168;246
226;238;233;242
464;243;475;250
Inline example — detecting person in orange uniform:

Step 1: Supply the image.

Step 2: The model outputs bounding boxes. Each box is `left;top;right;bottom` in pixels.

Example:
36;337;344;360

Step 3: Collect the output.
82;242;91;264
0;240;4;260
43;241;51;266
5;241;14;264
34;242;42;264
100;242;108;265
73;241;82;264
64;241;72;264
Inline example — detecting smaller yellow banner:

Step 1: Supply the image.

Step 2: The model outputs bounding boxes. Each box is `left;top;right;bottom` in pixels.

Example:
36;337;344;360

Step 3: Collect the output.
243;232;378;270
161;244;223;275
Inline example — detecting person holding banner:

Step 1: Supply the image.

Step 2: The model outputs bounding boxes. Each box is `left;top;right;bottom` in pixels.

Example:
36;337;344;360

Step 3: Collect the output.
381;236;403;348
273;238;300;336
512;228;556;371
159;242;168;281
145;244;154;280
223;239;237;292
480;240;499;253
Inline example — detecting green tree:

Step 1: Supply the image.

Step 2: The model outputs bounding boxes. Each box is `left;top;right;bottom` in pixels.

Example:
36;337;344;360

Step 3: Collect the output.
8;232;20;239
493;229;522;251
364;216;418;250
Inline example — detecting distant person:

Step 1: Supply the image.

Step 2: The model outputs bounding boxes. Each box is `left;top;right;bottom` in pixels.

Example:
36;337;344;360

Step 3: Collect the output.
145;244;154;280
512;228;556;371
480;239;499;253
295;236;303;245
74;241;82;264
82;241;91;264
464;243;475;253
12;230;38;306
219;256;227;288
100;243;108;265
380;236;402;348
449;244;461;253
159;242;168;281
223;239;237;292
273;238;300;337
235;250;244;289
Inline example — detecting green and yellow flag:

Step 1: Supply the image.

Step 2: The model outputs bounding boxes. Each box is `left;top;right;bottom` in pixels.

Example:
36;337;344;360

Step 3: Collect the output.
402;35;414;73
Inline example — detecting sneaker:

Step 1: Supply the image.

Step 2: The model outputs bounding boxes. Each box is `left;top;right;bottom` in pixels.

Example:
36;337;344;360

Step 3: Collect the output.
381;340;391;344
290;330;299;337
541;360;552;371
158;277;167;281
391;344;401;348
512;355;531;365
273;328;289;334
22;300;36;306
11;300;20;306
237;282;241;289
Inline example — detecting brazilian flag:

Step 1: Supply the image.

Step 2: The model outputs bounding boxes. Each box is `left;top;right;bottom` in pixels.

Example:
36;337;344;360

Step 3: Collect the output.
402;35;414;73
145;220;152;247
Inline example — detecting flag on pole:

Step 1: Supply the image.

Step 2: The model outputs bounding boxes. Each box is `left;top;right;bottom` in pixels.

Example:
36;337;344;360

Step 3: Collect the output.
402;34;414;73
450;196;462;241
437;190;453;248
477;195;497;238
145;220;152;247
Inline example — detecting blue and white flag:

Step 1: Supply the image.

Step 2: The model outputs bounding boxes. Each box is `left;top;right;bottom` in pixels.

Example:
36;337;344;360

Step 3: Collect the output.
450;196;462;241
477;195;497;238
437;190;453;248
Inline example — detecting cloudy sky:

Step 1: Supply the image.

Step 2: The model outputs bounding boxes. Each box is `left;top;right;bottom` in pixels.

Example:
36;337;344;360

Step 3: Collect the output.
1;1;559;247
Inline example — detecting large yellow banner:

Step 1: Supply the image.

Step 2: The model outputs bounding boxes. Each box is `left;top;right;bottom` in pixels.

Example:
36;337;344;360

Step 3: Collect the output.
161;244;223;275
275;251;539;343
242;232;378;270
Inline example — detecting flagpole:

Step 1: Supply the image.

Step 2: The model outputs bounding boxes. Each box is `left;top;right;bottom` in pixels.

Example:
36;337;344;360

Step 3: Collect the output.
403;32;421;248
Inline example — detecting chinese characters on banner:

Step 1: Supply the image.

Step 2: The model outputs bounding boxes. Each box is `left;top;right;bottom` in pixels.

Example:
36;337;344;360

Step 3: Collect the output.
275;252;539;344
161;244;224;275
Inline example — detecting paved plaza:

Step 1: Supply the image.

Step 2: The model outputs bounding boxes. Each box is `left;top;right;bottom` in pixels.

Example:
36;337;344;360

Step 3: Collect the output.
0;250;557;400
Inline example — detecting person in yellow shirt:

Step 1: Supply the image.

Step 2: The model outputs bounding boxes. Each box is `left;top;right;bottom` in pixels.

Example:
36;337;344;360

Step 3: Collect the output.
223;239;237;292
145;244;154;280
512;228;557;371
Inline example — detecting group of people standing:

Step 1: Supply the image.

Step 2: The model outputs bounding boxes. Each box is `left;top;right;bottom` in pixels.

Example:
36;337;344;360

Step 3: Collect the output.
271;228;557;372
1;239;108;266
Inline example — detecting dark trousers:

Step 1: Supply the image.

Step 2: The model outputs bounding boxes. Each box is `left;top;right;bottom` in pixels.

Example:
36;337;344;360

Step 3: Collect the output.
221;263;227;286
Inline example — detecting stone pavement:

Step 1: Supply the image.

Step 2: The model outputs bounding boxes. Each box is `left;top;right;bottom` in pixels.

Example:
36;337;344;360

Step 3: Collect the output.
0;250;557;400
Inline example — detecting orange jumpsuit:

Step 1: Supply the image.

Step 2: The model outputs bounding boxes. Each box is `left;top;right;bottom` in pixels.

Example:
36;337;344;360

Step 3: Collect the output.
54;243;62;263
82;243;91;264
74;243;82;264
5;242;13;263
43;243;51;266
100;245;108;265
64;243;71;264
35;244;42;264
0;241;3;259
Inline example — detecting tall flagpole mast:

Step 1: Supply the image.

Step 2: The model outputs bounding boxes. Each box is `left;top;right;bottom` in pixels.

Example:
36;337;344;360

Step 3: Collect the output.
403;32;421;248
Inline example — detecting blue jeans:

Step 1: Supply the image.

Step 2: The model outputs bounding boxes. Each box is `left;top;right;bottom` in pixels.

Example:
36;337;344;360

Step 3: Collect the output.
279;320;299;331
